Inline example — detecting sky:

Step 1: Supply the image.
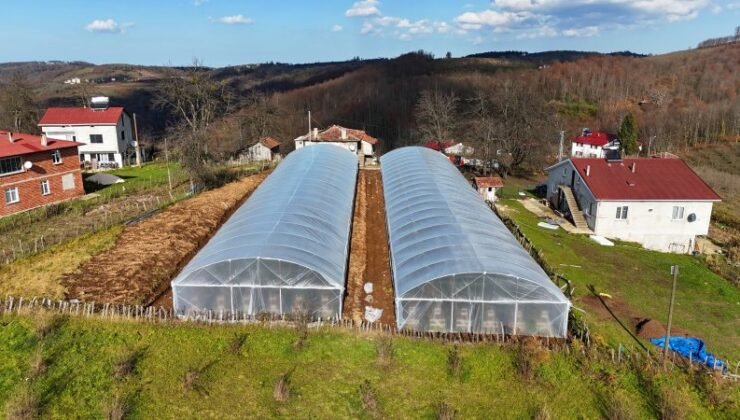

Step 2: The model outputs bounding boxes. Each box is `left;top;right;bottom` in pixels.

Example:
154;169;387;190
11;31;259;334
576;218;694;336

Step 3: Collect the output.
1;0;738;66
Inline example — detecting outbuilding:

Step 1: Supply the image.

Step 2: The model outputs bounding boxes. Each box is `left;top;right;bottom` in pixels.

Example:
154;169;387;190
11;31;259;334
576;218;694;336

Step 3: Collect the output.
474;176;504;202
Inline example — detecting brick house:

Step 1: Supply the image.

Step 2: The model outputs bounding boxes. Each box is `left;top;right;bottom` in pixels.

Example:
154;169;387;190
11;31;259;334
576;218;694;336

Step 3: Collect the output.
0;130;85;217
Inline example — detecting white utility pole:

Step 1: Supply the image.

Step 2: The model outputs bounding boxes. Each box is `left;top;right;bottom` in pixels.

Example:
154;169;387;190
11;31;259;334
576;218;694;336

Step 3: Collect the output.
664;265;679;357
308;110;312;138
558;130;565;161
133;113;142;167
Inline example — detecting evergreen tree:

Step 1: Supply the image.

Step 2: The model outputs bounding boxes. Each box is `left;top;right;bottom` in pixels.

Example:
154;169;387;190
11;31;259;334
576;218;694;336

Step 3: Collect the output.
618;112;639;155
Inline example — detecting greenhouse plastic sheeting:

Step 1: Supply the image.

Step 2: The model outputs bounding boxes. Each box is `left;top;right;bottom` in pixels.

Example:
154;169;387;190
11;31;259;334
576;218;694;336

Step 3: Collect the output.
172;144;358;319
380;147;570;337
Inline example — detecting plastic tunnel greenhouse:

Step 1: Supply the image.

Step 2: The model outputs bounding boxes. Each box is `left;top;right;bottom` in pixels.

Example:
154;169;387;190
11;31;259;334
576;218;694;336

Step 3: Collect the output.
380;147;570;337
172;144;358;319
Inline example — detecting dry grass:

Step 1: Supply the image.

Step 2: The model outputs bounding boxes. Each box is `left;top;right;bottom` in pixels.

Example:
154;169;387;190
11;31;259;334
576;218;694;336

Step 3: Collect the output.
375;336;393;368
434;402;457;420
447;346;463;379
113;348;146;380
515;338;550;382
0;226;122;299
358;380;381;418
227;333;248;355
273;368;294;403
104;393;129;420
4;388;38;420
62;171;268;305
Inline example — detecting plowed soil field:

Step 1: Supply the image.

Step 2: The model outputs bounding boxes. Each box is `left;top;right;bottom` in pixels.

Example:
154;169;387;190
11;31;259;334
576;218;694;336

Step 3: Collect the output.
62;172;268;306
344;170;395;324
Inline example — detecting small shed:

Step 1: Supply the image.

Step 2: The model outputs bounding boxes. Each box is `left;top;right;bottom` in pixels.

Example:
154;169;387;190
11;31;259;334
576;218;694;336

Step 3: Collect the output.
474;177;504;202
243;137;281;162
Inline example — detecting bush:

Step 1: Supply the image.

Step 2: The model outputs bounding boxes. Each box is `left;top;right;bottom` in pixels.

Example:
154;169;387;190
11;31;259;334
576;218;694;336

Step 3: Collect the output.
447;346;463;379
113;348;146;379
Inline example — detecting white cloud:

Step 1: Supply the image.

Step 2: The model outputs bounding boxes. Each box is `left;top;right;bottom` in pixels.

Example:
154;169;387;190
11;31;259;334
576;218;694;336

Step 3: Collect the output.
193;0;208;5
346;0;381;17
332;24;344;32
85;19;132;34
212;15;254;25
561;25;599;37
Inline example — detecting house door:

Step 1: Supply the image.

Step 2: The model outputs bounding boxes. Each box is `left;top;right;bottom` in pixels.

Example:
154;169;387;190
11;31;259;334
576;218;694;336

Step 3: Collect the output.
570;170;576;188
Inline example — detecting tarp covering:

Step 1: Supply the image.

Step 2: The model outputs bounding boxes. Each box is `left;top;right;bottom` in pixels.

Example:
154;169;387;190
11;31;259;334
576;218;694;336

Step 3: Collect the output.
380;147;570;336
172;144;358;318
651;337;726;371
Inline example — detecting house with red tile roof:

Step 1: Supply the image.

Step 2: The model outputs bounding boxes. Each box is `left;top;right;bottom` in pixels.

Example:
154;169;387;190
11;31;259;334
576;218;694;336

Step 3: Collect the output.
242;137;282;162
545;156;721;253
571;129;619;158
294;125;378;163
38;98;134;168
0;131;85;217
474;176;504;202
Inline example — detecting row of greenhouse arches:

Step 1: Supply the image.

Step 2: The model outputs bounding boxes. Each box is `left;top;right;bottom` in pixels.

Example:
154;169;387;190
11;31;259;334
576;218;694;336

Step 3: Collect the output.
171;145;570;337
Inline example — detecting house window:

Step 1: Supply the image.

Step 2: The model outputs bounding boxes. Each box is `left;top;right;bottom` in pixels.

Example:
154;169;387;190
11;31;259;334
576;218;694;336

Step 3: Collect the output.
90;134;103;144
588;202;594;216
51;150;62;164
40;180;50;196
108;153;115;162
488;187;493;192
121;130;125;141
672;206;685;220
62;174;75;191
72;135;77;141
4;187;19;204
616;206;629;220
562;167;567;176
0;156;22;175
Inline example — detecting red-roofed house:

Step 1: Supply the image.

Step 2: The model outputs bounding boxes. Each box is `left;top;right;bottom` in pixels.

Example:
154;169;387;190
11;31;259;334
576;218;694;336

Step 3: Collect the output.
242;137;282;162
38;98;134;168
571;129;619;158
474;176;504;202
294;125;378;163
0;131;85;217
545;157;721;253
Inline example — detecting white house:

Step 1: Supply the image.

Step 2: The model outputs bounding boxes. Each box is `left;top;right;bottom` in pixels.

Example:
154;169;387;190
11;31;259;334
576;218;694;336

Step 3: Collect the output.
242;137;281;162
474;176;503;202
38;98;134;168
545;157;721;254
571;129;619;158
294;125;378;162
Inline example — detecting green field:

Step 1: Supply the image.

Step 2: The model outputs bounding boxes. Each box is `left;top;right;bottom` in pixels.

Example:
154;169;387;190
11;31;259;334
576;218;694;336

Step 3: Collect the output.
1;315;737;419
497;197;740;360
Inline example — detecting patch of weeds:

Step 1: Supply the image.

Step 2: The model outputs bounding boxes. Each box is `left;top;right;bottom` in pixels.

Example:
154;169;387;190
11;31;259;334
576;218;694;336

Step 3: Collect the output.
5;388;39;420
273;367;295;403
104;392;130;420
358;380;381;418
293;318;309;351
532;403;551;420
375;336;393;368
32;315;66;340
181;361;216;396
515;338;550;382
27;350;47;380
447;346;463;379
600;389;638;420
113;348;146;380
433;401;456;420
227;333;249;355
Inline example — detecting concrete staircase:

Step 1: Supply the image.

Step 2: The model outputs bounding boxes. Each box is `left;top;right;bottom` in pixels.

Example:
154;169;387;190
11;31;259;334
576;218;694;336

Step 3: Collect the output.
560;186;589;229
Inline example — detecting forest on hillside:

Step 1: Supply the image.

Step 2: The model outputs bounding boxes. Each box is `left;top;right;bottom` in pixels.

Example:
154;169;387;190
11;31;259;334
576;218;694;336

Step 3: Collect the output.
0;43;738;175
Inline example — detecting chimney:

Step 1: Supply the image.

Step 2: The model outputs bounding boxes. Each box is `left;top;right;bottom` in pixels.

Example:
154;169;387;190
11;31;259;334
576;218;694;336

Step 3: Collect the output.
312;127;318;140
631;162;637;173
41;133;48;147
341;127;347;140
7;132;14;144
586;165;591;177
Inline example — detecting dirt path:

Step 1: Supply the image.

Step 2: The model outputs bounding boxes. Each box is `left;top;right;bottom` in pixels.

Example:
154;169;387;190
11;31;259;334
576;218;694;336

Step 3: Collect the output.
62;172;268;305
344;170;395;324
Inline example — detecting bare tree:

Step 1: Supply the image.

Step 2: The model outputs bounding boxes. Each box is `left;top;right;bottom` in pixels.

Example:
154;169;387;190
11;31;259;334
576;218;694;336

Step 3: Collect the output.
414;88;459;142
0;72;38;133
156;59;233;134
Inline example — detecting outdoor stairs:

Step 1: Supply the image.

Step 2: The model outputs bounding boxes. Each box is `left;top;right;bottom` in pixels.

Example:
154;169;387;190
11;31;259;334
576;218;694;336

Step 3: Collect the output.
560;186;589;229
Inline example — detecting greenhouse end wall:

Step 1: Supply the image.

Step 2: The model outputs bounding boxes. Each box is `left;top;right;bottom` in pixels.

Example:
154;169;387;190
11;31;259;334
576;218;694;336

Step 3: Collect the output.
172;144;358;319
381;147;570;337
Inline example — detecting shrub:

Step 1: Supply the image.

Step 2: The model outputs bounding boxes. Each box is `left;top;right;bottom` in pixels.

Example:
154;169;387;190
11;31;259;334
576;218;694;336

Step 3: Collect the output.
602;390;638;420
113;348;146;379
447;346;463;379
273;368;295;402
375;336;393;368
227;333;248;355
358;380;380;418
515;338;549;382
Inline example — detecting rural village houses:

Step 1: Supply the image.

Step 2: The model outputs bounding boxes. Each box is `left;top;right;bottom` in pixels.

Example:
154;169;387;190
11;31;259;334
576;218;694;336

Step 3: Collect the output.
0;130;85;217
294;125;378;164
38;97;134;168
571;129;620;158
241;137;281;162
545;156;721;254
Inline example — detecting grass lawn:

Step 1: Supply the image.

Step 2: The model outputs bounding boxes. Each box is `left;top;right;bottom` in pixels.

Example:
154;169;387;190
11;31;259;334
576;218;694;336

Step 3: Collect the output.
0;226;123;299
83;162;188;200
1;315;736;419
498;197;740;360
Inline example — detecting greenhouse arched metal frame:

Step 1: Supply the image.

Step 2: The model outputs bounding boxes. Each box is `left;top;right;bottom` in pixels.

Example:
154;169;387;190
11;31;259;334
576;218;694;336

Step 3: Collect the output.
172;144;358;319
380;147;570;337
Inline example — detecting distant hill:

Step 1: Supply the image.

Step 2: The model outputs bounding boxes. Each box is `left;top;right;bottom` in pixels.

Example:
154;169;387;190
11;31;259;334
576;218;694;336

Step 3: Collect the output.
465;50;647;65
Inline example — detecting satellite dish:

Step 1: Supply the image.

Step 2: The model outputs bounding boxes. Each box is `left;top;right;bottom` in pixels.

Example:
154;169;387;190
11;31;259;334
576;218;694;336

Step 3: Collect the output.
349;144;356;152
23;161;33;170
687;213;696;223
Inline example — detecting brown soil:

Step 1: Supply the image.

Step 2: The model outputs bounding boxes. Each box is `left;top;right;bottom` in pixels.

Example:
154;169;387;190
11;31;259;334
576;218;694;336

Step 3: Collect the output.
344;170;395;324
635;319;667;340
62;172;268;305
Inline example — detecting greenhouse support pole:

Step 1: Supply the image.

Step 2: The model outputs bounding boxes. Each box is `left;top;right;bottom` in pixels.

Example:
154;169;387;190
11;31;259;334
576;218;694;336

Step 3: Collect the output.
513;302;518;335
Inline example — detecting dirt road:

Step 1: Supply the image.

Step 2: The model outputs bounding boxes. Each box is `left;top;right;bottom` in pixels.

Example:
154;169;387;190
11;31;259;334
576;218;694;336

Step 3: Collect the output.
62;172;268;305
344;170;396;324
